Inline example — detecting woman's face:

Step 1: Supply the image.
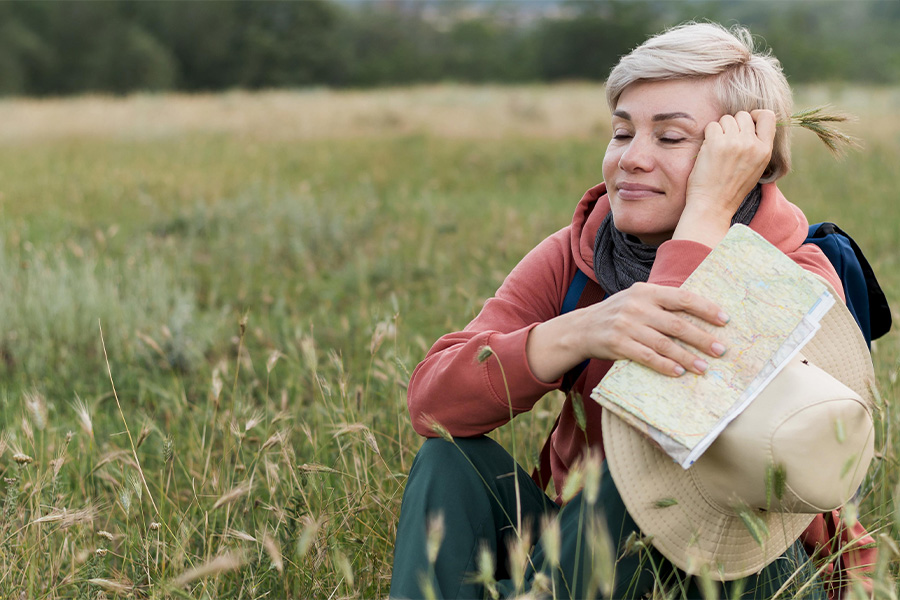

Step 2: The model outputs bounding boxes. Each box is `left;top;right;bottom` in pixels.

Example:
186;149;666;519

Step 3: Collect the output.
602;78;724;246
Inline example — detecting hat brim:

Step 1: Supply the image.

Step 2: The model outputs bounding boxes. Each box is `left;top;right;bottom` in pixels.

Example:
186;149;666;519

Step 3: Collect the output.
601;277;875;580
604;411;817;579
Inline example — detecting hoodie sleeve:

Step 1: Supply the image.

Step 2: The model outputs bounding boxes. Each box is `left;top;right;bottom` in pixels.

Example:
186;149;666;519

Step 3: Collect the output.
646;238;845;302
407;228;574;438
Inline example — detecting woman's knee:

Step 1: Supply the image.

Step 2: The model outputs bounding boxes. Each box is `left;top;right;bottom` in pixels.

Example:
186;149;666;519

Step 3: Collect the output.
407;437;509;493
404;436;542;515
414;435;505;462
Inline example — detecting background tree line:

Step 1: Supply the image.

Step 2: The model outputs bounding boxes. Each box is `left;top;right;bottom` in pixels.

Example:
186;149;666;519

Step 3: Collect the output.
1;0;898;97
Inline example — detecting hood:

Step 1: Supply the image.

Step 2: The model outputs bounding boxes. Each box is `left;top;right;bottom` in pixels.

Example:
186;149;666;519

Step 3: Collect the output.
569;181;811;283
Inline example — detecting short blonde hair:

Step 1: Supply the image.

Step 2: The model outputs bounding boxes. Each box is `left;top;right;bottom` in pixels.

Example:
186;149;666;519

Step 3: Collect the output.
606;22;792;182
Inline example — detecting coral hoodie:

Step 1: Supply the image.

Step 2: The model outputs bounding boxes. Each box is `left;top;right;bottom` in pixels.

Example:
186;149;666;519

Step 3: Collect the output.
407;182;874;598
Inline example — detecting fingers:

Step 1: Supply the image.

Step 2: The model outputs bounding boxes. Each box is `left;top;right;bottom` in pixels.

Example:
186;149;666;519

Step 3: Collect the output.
643;285;728;372
628;326;718;377
615;337;693;378
712;111;773;142
597;283;729;378
650;284;729;325
750;109;777;146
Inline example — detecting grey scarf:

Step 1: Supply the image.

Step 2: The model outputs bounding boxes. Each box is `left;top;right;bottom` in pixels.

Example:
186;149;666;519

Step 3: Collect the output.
593;185;762;294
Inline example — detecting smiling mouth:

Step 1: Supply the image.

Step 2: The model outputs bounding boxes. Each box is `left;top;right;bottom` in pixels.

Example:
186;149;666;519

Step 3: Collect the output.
616;183;663;199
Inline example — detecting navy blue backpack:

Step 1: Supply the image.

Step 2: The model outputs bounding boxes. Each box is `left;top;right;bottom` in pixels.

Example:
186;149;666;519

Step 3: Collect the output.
531;223;891;489
805;222;891;348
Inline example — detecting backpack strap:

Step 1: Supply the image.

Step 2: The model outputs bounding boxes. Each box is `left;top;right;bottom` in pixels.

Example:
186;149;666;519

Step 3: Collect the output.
531;269;604;491
804;223;892;348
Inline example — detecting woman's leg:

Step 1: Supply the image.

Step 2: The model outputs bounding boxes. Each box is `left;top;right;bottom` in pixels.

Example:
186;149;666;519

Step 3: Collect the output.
526;460;826;599
524;460;660;599
390;436;555;599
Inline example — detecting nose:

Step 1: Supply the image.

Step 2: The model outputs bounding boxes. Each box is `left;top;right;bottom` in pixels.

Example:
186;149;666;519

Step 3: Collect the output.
618;135;654;172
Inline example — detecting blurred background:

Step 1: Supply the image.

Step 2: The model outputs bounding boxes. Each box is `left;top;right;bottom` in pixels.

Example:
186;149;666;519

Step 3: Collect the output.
1;0;899;96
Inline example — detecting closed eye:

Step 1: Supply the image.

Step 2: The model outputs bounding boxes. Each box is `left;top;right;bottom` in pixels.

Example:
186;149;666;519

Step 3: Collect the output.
660;137;685;144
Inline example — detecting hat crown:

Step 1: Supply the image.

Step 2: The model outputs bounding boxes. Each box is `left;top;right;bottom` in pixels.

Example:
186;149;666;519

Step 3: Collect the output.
690;356;874;515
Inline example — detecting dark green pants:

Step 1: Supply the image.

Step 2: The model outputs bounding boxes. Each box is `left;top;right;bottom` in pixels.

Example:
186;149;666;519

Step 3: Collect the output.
390;437;824;599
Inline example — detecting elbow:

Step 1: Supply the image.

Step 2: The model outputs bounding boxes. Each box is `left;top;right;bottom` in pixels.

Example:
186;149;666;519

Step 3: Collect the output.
407;397;433;438
406;370;440;438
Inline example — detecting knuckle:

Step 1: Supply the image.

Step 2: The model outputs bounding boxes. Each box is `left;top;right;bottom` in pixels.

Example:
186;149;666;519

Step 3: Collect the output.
676;289;694;308
632;281;649;295
637;347;656;364
651;336;673;355
668;317;687;337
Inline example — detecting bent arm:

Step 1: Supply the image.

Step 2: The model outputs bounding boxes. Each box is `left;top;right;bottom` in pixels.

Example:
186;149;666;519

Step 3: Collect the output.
407;230;572;438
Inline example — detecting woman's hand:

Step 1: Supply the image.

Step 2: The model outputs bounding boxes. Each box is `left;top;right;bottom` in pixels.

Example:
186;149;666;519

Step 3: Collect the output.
526;282;729;382
673;109;777;247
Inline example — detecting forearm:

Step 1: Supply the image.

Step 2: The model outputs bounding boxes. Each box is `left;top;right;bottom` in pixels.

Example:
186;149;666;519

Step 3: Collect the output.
525;311;589;383
671;205;732;248
408;326;561;437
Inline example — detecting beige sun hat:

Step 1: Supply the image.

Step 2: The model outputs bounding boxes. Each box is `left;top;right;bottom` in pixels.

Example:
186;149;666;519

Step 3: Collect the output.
601;278;877;580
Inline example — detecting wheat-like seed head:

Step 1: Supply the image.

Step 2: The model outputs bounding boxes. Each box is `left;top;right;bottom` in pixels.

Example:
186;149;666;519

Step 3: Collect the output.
71;395;94;440
784;106;860;156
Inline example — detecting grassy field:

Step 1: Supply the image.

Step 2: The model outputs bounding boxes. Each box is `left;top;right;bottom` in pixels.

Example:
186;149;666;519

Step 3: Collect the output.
0;84;898;598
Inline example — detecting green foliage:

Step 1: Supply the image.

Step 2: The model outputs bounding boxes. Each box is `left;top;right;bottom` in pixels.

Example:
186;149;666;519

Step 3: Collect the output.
1;1;900;96
533;2;657;82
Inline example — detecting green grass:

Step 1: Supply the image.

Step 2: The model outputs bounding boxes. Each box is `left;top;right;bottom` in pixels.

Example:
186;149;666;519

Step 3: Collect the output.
0;85;897;598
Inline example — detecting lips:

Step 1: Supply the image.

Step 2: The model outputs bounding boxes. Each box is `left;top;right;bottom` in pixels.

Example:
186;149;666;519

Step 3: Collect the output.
615;182;663;200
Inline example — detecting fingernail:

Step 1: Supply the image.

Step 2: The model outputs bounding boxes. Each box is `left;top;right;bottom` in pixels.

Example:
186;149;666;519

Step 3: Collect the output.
711;342;726;357
694;359;708;373
718;311;730;324
674;365;686;376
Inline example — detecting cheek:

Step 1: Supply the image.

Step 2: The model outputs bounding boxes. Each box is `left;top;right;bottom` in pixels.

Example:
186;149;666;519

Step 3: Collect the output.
668;157;697;192
602;147;619;181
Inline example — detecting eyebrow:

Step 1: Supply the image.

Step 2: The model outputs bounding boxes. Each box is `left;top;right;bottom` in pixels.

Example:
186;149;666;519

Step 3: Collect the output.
612;110;696;122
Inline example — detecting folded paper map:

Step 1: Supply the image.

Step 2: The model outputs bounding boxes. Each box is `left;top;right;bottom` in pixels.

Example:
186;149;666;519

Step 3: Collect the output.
591;224;835;468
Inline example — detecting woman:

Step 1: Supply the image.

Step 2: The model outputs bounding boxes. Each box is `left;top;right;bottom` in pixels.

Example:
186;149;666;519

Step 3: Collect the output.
390;22;876;599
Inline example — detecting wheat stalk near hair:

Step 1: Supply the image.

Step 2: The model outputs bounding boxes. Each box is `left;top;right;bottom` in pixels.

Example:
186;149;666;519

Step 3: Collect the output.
783;106;859;156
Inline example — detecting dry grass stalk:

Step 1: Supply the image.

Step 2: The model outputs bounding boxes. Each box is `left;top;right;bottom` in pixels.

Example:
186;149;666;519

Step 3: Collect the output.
422;416;453;443
260;431;285;451
586;514;616;599
171;551;246;588
135;422;152;449
87;578;133;594
98;321;160;516
71;395;94;440
297;463;337;474
30;506;97;527
297;516;322;558
24;390;47;431
212;483;252;510
93;449;137;471
333;423;381;456
332;549;355;587
266;350;283;374
224;528;256;542
135;331;166;360
262;533;284;573
20;415;33;445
